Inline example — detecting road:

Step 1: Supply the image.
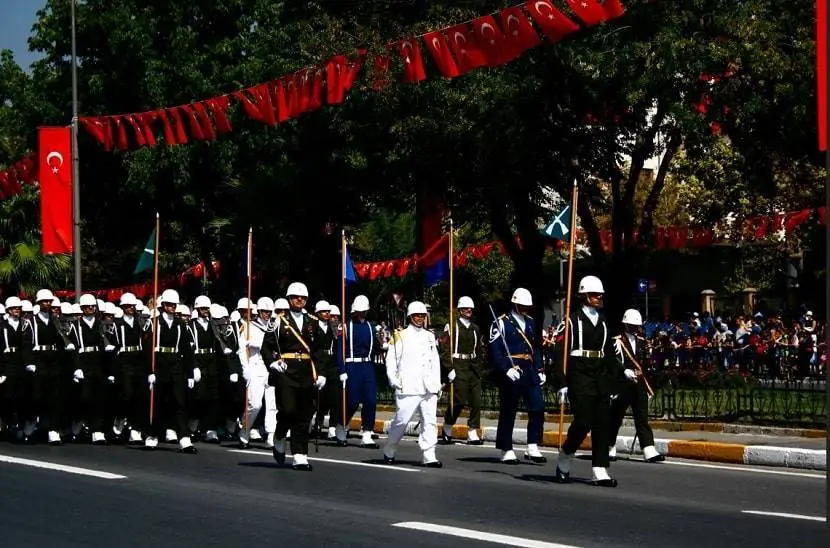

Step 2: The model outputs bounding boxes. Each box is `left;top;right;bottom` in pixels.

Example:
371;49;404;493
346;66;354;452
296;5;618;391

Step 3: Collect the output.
0;436;826;547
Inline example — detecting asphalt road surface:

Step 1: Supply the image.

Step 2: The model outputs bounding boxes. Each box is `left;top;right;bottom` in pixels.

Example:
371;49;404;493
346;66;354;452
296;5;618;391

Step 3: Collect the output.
0;436;826;547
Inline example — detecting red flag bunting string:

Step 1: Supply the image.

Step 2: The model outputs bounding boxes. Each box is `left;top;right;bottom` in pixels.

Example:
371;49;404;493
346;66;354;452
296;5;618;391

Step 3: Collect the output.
47;206;825;297
0;152;38;201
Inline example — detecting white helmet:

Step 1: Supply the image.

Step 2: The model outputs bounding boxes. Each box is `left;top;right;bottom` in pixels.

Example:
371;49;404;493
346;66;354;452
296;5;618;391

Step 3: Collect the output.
193;295;212;309
21;300;33;312
160;289;180;304
407;301;429;316
33;304;40;315
103;302;118;315
210;303;227;319
60;302;73;315
329;305;341;316
578;275;604;294
51;297;61;307
286;282;309;297
274;298;289;310
236;297;255;311
70;303;82;315
191;310;198;319
176;304;190;316
315;300;331;313
457;296;475;309
97;299;106;310
230;310;241;323
622;309;643;326
0;304;4;315
256;297;275;312
79;294;97;307
4;296;22;309
120;292;138;306
511;288;533;307
351;295;370;313
35;289;54;303
113;307;124;319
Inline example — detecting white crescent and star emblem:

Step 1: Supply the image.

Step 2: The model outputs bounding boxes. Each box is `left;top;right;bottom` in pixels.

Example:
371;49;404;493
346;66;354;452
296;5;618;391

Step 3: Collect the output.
535;0;556;19
401;41;413;63
479;22;497;44
453;32;467;54
46;151;64;174
432;37;441;50
506;14;520;36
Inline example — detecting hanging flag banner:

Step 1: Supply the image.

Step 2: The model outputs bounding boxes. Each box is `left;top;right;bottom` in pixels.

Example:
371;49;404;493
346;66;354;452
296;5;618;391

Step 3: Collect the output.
38;126;74;254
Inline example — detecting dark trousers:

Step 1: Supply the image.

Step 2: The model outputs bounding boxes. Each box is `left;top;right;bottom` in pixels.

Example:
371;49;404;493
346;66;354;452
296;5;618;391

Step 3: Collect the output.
0;368;19;425
315;372;342;430
37;372;66;431
443;368;481;429
275;379;315;455
344;362;376;430
145;365;188;439
562;391;612;467
221;377;245;427
495;372;544;451
608;381;654;448
194;366;220;432
118;356;149;431
67;370;106;432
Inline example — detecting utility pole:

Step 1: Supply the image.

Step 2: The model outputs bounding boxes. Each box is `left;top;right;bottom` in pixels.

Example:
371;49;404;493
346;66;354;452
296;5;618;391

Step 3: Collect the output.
70;0;83;300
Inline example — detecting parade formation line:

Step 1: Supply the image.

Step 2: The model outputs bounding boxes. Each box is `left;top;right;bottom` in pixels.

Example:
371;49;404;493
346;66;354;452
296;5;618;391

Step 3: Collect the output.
740;510;827;522
391;522;584;548
0;454;127;480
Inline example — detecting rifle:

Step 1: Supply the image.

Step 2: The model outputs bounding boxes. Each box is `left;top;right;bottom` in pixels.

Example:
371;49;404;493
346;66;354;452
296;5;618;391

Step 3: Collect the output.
615;336;655;398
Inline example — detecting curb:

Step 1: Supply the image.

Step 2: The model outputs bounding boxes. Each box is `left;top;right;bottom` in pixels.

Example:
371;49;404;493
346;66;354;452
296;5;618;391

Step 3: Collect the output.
371;405;826;438
339;418;827;471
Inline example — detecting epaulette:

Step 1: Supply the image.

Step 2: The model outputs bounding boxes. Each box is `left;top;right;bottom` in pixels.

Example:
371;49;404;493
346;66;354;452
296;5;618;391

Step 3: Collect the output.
613;335;621;339
498;314;506;319
392;329;403;344
307;312;318;321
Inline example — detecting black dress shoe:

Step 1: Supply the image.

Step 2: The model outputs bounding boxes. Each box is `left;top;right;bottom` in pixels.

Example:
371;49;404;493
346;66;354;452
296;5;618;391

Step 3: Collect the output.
440;431;454;444
524;453;548;464
646;454;666;463
609;456;618;462
178;446;198;454
502;457;520;465
383;455;395;465
553;467;570;483
92;439;107;446
335;439;348;447
273;447;286;465
466;439;484;446
292;462;313;471
360;441;378;449
423;460;443;468
238;441;250;449
592;478;618;488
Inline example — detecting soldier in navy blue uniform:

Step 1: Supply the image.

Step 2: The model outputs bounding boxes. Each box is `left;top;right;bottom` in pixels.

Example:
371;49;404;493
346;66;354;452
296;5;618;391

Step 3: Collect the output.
554;276;619;487
334;294;386;448
0;297;24;438
489;288;547;464
113;292;151;445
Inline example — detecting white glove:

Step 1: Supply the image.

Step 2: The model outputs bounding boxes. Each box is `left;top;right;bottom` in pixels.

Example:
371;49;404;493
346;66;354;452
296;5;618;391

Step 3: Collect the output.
148;373;156;385
539;373;547;386
73;369;84;382
389;377;402;391
624;369;637;381
238;339;249;348
26;364;36;373
65;343;76;351
229;373;239;383
557;386;568;404
315;376;327;390
223;347;232;355
107;376;115;384
105;345;115;352
192;368;202;383
339;372;348;383
187;378;195;389
506;368;521;382
448;369;456;382
0;375;6;384
269;360;288;373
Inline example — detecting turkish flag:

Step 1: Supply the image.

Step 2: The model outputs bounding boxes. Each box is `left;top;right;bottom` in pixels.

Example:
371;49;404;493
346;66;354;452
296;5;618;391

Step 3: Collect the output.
445;24;488;73
525;0;580;43
818;0;827;151
423;31;461;78
38;126;74;254
499;7;541;61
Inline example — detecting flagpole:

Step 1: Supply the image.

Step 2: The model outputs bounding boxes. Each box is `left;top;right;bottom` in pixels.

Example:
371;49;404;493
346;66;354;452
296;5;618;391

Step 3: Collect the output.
70;0;83;300
448;218;455;420
244;227;252;432
149;212;160;425
341;229;348;431
557;180;579;449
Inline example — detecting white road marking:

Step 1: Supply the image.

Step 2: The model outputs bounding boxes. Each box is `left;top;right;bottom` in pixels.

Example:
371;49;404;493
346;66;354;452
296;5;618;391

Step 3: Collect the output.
392;521;581;547
227;449;421;473
0;454;126;480
741;510;826;522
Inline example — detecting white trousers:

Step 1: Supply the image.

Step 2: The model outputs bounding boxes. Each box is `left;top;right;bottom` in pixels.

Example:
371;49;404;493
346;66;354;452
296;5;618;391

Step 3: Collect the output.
386;393;437;455
244;375;276;433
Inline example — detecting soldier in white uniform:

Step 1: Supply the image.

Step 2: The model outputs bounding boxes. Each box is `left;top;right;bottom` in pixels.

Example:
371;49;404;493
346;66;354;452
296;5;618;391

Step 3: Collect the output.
382;301;443;468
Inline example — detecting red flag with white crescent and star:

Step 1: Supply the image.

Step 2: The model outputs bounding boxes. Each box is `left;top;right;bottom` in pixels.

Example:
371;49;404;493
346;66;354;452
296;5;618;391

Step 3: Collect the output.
38;126;74;254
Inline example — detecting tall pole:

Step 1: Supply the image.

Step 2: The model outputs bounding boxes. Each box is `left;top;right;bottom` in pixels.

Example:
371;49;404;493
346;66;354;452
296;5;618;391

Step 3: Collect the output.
70;0;82;301
824;0;830;414
448;218;455;419
244;227;252;431
341;230;348;431
557;180;580;448
149;213;160;425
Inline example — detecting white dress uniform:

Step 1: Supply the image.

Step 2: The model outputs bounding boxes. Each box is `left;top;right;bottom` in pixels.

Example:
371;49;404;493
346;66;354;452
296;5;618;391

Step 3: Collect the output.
237;318;277;445
382;302;443;467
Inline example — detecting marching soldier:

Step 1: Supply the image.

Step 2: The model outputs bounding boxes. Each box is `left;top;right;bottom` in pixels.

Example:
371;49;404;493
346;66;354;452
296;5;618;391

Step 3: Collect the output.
144;289;198;453
554;275;618;487
441;296;485;445
21;289;70;445
208;304;242;440
236;298;271;447
608;309;665;463
113;292;150;444
489;288;546;464
189;295;223;442
310;300;341;440
382;301;444;467
66;294;115;445
264;282;325;471
1;297;24;437
334;295;384;448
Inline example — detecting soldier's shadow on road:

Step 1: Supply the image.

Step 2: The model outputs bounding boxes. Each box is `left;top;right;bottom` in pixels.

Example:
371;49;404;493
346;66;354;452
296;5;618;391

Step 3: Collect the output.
455;456;503;464
515;473;594;485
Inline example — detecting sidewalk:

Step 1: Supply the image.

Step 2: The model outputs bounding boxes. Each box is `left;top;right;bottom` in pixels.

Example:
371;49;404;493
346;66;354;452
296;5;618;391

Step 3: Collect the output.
337;407;827;471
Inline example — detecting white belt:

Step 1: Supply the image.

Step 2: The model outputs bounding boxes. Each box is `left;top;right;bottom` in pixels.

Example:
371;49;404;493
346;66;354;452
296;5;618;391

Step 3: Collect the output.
345;357;371;363
570;350;604;358
452;353;475;359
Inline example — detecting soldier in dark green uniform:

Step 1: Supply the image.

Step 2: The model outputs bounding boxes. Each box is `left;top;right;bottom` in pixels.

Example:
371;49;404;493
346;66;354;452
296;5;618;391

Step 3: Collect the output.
310;300;340;441
440;296;485;445
553;275;619;487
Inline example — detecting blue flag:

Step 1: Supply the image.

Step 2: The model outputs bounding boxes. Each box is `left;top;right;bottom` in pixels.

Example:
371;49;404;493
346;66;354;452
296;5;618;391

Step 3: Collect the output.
420;234;450;287
344;246;357;284
424;255;449;287
542;205;571;242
